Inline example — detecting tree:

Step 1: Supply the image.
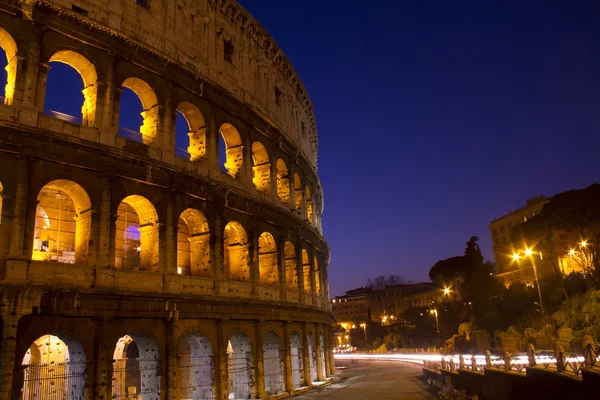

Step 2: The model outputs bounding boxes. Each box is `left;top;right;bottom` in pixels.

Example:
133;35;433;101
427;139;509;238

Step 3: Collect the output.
366;274;406;290
429;256;467;286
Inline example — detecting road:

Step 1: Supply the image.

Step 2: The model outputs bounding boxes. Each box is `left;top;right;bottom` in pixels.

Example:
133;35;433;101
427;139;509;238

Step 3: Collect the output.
295;360;437;400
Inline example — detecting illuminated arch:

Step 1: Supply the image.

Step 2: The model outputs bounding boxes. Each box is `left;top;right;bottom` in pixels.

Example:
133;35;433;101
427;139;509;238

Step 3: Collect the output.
276;159;290;203
121;77;159;144
314;256;321;295
177;101;206;161
305;186;313;224
0;27;18;105
263;331;284;396
258;232;278;286
284;241;297;289
112;334;160;398
251;141;270;191
227;331;252;399
293;173;302;210
32;180;92;265
224;221;249;281
302;249;311;293
48;50;98;126
177;208;210;276
219;123;243;178
307;332;317;382
178;332;214;399
290;332;304;388
115;195;159;271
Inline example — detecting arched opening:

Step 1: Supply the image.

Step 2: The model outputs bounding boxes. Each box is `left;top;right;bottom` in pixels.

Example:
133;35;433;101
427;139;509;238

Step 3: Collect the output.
112;335;160;399
45;51;98;126
115;195;159;271
31;180;92;265
119;77;159;145
21;334;87;400
293;173;302;210
251;142;270;191
227;332;252;400
290;332;304;388
263;332;284;396
175;102;206;161
284;242;297;289
0;28;18;105
305;186;313;224
302;250;311;293
224;221;249;281
258;232;278;286
219;123;243;178
319;333;327;378
179;332;214;400
276;159;290;203
177;209;210;276
307;333;317;383
314;256;321;295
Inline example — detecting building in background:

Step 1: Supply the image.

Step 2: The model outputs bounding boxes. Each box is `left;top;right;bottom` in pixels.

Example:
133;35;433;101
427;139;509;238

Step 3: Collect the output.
331;287;376;325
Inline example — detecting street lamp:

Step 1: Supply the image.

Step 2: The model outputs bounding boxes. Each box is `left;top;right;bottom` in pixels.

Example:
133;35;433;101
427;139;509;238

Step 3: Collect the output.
360;322;367;341
430;309;440;349
513;248;544;316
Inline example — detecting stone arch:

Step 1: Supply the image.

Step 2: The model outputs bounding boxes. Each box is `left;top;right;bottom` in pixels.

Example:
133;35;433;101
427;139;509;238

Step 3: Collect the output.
48;50;98;127
31;180;92;265
177;208;210;276
314;256;321;295
284;241;297;289
219;123;243;178
276;159;290;203
176;101;206;161
0;27;18;105
115;195;159;271
305;185;313;224
302;249;311;293
224;221;249;281
178;332;214;400
263;331;284;396
293;173;302;210
289;331;304;388
319;333;327;378
307;332;317;383
21;334;87;399
227;331;253;399
121;77;159;144
258;232;278;286
251;141;270;191
112;334;160;399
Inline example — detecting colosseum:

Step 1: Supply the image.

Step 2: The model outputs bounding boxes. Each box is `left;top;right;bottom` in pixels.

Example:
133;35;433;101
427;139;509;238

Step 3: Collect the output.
0;0;332;398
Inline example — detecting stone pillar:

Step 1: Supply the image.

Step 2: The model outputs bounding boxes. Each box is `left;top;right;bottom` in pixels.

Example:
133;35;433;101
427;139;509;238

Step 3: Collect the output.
278;234;287;302
75;209;93;266
8;157;29;258
314;325;324;381
165;320;178;400
99;52;116;145
93;319;112;399
323;325;332;377
215;320;228;400
0;310;19;399
254;322;266;399
270;161;279;203
164;194;176;275
16;30;42;126
308;248;317;302
288;168;296;213
207;118;220;175
241;137;252;188
248;227;259;294
297;247;305;304
161;83;175;164
301;323;312;387
139;223;160;271
328;326;336;376
212;213;224;295
97;181;112;267
33;62;50;113
282;323;293;393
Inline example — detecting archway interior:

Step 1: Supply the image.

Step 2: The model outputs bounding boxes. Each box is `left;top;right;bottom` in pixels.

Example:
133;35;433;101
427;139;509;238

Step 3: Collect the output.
302;250;311;293
115;195;158;271
21;334;86;400
179;332;213;400
314;257;321;295
290;332;304;388
305;186;313;224
258;232;278;286
251;141;270;191
227;332;252;400
284;242;297;289
176;102;206;161
112;334;159;399
45;51;98;126
319;333;327;379
219;123;243;178
294;173;302;210
224;221;249;281
119;77;159;145
0;28;18;104
276;159;290;203
32;180;92;265
177;208;210;276
263;332;284;396
307;333;317;383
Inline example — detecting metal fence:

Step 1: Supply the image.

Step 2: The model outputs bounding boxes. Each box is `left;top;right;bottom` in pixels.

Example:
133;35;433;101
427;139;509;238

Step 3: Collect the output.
22;361;86;400
228;354;253;400
179;355;215;400
112;360;160;399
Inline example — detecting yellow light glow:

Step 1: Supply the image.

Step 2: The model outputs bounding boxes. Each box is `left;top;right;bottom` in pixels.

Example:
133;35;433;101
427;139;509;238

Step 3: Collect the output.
177;267;182;275
352;325;356;329
136;246;142;252
525;248;532;256
345;335;349;339
569;249;576;256
444;287;450;295
581;241;587;247
513;253;520;261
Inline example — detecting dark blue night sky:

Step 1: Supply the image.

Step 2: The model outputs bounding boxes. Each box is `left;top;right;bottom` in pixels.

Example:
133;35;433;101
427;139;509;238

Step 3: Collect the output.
12;0;599;296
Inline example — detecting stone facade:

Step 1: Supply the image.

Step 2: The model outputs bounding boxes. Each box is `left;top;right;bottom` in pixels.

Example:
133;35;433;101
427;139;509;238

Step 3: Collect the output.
0;0;333;399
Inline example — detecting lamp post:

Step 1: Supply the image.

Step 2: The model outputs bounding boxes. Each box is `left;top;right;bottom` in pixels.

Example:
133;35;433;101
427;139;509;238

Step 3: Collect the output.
513;249;544;316
360;322;367;341
430;309;440;349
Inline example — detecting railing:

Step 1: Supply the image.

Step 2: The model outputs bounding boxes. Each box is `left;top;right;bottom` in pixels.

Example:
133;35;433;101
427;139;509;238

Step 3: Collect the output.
23;361;86;400
584;342;600;371
44;109;81;124
117;126;155;144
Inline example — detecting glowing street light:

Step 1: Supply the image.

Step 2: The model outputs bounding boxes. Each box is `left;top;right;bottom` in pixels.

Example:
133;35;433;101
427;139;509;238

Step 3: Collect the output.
359;322;367;341
444;287;450;295
515;246;544;316
581;241;588;247
430;309;440;348
513;253;520;261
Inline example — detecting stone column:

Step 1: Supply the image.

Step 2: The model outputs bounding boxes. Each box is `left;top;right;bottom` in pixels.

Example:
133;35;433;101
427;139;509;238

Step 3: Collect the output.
16;30;42;126
8;157;29;258
270;161;279;204
282;323;293;393
323;325;332;377
297;247;305;304
97;181;112;267
248;227;259;294
165;320;178;400
207;118;220;175
241;136;252;188
93;318;112;399
308;247;317;303
161;82;175;164
278;234;287;302
301;323;312;387
254;322;266;399
164;194;176;275
0;309;19;399
76;209;93;266
314;325;324;381
99;52;116;145
288;168;296;213
212;213;224;295
215;320;228;400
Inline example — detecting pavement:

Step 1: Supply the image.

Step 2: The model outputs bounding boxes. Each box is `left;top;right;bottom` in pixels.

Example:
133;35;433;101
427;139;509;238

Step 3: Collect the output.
295;360;438;400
